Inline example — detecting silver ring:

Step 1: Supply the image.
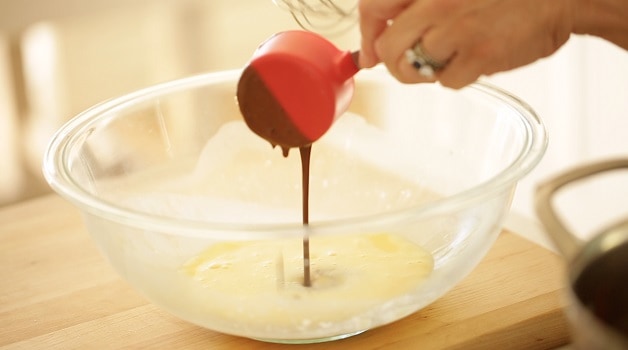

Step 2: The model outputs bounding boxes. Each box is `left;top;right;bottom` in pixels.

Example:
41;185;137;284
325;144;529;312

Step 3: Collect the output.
404;41;446;78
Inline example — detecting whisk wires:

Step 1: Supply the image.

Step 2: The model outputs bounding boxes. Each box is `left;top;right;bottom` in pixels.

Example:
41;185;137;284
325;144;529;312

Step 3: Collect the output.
273;0;358;36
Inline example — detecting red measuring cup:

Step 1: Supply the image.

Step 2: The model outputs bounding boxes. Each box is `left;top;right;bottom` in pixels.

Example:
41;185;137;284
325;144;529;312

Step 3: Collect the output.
237;30;360;152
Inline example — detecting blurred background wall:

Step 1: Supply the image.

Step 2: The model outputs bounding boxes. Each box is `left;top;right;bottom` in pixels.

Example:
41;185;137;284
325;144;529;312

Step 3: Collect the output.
0;0;627;239
0;0;358;202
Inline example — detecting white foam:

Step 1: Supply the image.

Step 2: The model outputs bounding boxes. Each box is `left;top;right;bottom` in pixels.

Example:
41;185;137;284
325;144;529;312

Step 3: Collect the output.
118;113;439;223
124;193;300;224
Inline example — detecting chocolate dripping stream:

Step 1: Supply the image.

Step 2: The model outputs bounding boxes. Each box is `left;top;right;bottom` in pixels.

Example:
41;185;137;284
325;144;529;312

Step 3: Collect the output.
300;145;312;287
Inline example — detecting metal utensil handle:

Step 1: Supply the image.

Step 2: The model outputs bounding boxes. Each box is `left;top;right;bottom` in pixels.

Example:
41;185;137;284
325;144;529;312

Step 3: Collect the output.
535;158;628;260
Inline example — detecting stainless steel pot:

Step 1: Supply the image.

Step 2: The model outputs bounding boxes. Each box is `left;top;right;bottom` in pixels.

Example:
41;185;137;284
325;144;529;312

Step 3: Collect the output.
536;159;628;349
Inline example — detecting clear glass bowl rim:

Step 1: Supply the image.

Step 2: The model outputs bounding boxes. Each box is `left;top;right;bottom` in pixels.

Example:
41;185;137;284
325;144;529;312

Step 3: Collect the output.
42;69;548;238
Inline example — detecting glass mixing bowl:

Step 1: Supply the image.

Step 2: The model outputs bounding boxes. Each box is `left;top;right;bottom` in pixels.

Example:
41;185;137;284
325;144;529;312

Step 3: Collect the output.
43;69;547;344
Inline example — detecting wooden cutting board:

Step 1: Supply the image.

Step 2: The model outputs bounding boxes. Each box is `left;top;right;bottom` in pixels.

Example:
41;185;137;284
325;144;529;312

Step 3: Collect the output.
0;195;570;349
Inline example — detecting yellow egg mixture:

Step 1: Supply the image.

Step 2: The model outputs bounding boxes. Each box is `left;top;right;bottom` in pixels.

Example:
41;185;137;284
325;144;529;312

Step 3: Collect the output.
181;232;433;331
110;116;439;339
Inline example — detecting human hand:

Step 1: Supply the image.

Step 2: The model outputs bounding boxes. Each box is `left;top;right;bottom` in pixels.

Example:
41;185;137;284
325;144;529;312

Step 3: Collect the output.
358;0;575;88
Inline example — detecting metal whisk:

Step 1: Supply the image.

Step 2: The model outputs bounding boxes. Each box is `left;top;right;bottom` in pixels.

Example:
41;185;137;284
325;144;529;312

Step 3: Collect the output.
273;0;358;36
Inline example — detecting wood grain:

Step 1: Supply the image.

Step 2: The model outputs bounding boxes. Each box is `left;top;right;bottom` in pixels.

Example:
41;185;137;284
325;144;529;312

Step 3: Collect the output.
0;195;570;349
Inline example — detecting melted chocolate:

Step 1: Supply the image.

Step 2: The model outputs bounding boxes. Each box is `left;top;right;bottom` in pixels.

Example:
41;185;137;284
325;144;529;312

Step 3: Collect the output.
237;65;312;155
237;65;314;287
574;241;628;336
300;146;311;287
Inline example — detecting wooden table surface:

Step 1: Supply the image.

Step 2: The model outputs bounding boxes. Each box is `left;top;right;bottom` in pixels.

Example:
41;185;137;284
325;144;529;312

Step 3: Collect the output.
0;194;570;349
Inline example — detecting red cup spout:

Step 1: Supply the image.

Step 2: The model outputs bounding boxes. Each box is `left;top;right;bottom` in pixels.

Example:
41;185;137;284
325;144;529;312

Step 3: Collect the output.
236;31;360;153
